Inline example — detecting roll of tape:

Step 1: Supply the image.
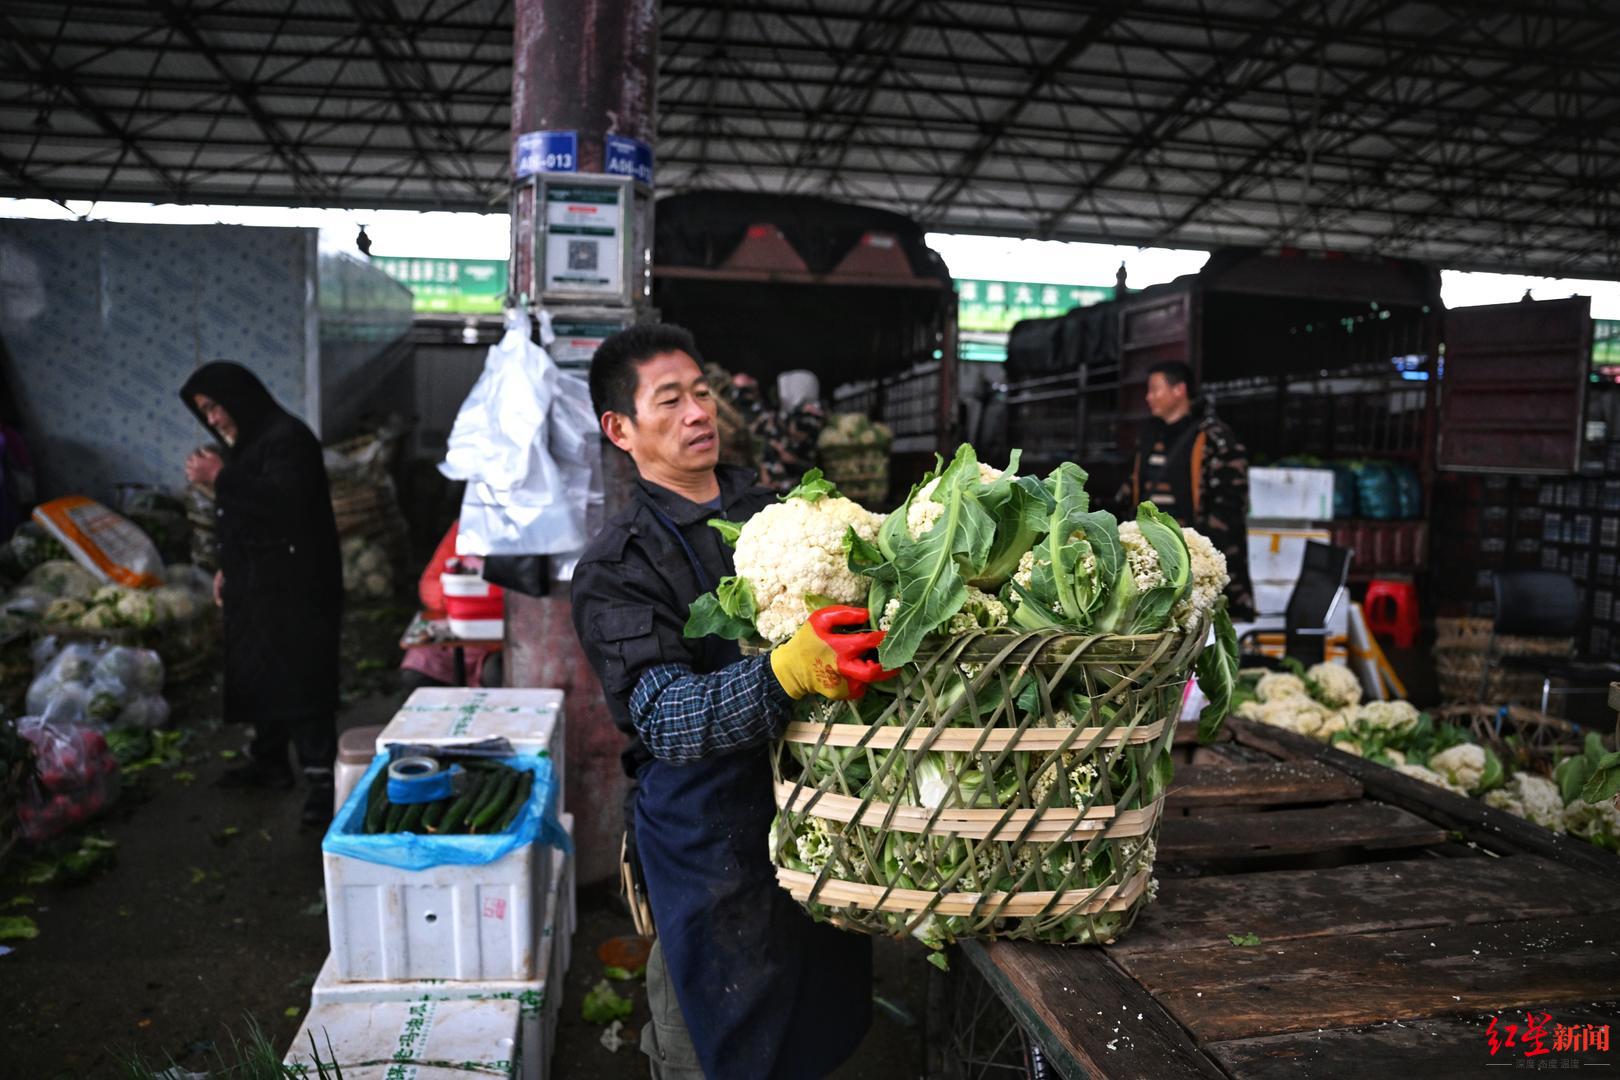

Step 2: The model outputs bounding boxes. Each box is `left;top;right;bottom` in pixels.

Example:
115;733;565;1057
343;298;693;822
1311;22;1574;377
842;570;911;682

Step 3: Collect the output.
386;756;459;804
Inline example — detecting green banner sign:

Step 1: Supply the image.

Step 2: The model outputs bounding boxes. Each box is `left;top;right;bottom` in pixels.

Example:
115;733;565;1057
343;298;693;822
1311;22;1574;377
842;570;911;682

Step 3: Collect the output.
373;257;508;313
956;279;1117;334
1595;319;1619;367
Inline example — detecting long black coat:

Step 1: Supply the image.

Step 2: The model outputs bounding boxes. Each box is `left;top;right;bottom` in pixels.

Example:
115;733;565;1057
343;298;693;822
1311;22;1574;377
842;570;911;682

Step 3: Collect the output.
180;363;341;724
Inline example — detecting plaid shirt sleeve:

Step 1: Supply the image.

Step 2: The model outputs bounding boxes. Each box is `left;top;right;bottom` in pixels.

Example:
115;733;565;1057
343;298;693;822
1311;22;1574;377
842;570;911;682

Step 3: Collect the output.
628;654;795;764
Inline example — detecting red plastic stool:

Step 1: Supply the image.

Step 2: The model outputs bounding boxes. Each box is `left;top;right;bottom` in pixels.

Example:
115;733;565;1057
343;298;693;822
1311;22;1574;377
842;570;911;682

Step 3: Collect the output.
1364;577;1420;649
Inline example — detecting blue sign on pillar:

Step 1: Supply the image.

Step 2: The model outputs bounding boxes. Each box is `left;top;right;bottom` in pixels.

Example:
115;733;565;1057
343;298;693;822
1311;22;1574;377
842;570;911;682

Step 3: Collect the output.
604;134;655;186
514;130;578;179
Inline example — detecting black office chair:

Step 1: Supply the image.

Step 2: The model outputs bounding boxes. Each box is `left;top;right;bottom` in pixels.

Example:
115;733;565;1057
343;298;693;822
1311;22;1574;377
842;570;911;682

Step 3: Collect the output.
1239;541;1354;667
1488;571;1620;716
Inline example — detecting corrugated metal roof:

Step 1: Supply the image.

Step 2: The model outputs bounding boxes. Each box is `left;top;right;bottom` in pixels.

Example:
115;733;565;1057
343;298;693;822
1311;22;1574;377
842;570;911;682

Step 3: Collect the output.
2;0;1617;275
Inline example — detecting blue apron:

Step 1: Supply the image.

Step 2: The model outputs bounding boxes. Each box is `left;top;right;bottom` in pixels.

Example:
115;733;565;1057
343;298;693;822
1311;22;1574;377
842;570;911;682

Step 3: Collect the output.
638;500;871;1079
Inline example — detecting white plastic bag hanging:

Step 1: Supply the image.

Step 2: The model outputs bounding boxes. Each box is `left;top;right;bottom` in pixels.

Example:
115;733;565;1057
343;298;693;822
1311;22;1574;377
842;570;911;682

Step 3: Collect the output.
439;309;597;556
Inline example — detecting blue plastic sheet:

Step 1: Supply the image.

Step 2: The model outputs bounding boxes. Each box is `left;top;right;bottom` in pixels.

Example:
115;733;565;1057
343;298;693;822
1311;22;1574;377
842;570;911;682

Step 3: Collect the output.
324;752;571;870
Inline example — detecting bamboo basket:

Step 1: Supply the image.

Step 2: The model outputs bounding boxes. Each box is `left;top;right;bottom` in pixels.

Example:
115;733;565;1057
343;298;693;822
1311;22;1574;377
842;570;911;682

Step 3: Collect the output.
770;617;1209;948
1433;703;1611;778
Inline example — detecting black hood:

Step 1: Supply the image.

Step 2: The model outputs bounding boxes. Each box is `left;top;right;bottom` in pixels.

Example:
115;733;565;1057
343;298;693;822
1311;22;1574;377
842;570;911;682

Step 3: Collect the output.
180;361;285;450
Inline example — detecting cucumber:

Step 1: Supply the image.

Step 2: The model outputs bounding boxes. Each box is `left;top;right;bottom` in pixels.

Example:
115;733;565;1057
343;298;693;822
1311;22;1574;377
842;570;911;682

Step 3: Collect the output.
399;802;428;833
363;771;391;833
470;772;519;833
494;772;534;833
384;802;408;833
462;769;507;827
440;772;488;834
422;795;452;833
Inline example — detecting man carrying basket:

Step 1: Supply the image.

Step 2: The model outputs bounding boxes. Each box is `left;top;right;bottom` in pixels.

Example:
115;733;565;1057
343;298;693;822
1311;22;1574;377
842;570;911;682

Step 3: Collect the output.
572;324;890;1080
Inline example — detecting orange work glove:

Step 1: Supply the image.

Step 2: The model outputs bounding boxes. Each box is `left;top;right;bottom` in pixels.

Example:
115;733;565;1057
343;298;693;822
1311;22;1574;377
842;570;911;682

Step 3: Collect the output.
769;605;900;700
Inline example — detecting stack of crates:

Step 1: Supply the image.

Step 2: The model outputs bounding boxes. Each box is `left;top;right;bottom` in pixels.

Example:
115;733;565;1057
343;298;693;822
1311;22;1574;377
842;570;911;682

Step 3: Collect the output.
289;688;573;1080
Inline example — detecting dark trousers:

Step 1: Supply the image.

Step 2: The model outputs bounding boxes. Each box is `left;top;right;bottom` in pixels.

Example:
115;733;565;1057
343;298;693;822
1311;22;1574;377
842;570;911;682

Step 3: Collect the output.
251;709;337;774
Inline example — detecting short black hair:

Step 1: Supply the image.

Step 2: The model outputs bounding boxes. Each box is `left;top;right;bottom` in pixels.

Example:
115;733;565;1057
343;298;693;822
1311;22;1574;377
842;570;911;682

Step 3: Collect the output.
1148;361;1196;396
588;323;705;420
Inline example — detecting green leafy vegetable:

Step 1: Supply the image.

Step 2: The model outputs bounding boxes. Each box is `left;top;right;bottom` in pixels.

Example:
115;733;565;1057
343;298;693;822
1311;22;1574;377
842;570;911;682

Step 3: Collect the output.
683;574;759;641
707;519;744;547
581;979;634;1024
1195;604;1240;743
1580;750;1620;805
1227;932;1262;947
782;468;839;503
0;915;39;941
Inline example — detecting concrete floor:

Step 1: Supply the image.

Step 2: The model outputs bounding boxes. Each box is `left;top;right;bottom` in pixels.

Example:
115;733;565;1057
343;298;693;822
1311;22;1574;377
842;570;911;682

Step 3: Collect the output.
0;604;931;1077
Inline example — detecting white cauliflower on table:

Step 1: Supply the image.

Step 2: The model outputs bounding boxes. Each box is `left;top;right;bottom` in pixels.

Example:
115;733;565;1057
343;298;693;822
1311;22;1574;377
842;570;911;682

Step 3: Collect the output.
734;495;885;643
1356;700;1420;735
1562;798;1620;850
1307;662;1363;708
1239;696;1332;737
1428;743;1486;794
1395;763;1469;798
1483;773;1566;832
1255;672;1309;702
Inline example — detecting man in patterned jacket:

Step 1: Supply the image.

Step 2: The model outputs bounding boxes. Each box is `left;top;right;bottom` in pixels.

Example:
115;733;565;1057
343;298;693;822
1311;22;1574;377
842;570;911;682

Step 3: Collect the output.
1120;361;1255;619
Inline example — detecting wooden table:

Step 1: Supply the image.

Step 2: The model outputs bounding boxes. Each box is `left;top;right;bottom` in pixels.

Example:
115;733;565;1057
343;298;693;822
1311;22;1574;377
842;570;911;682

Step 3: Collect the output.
943;719;1620;1077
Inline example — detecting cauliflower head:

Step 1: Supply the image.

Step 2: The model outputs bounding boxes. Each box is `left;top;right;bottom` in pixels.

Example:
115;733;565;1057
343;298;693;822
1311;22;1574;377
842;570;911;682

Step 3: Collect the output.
905;463;1004;539
1256;672;1309;703
1562;798;1620;849
1170;527;1229;633
1396;763;1469;797
1307;662;1363;708
735;496;885;643
1483;773;1565;832
1428;743;1486;793
1356;700;1420;734
115;589;157;628
1116;522;1167;593
1241;696;1332;736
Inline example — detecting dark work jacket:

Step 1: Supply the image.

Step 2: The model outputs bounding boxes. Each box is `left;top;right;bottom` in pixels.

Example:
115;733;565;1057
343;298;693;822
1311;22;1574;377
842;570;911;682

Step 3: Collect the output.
570;464;872;1080
180;363;341;723
571;464;775;776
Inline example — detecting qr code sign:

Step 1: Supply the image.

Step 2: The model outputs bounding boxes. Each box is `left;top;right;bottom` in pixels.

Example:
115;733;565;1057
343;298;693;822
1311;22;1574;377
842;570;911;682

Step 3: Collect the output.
567;239;598;271
483;897;508;921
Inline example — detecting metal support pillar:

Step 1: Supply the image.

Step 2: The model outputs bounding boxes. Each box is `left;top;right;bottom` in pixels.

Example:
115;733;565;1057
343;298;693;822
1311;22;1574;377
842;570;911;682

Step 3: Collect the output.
504;0;658;888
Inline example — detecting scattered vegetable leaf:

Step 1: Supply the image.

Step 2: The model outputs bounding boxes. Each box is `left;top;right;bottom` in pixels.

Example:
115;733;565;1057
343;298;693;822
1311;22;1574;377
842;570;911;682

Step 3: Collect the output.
581;980;633;1025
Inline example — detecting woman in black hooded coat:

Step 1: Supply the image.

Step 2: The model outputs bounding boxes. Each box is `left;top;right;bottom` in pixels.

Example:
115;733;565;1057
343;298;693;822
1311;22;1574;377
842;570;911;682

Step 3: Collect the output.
180;362;342;823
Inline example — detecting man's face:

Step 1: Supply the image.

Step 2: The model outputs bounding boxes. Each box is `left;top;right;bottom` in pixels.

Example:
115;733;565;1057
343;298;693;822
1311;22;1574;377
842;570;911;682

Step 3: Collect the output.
194;393;238;445
606;351;719;480
1144;373;1186;420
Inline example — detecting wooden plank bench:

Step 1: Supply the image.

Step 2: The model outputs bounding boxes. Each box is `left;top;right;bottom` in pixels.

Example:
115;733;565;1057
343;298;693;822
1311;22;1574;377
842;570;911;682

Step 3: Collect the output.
1166;761;1362;808
947;718;1620;1078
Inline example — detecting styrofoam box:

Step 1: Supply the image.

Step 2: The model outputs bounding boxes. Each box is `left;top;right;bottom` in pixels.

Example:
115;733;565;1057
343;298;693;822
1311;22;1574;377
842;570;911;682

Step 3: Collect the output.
313;838;573;1080
285;996;521;1079
1249;467;1335;521
378;688;565;809
1247;524;1333;586
324;795;556;983
1253;581;1294;617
